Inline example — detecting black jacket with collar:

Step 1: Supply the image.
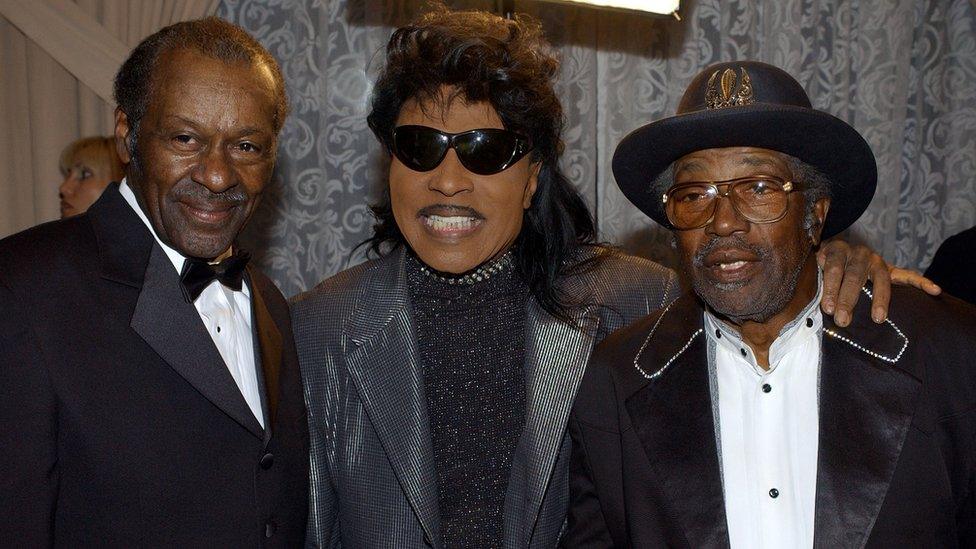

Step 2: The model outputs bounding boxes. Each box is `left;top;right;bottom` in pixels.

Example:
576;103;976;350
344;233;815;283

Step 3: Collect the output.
0;185;308;547
564;288;976;548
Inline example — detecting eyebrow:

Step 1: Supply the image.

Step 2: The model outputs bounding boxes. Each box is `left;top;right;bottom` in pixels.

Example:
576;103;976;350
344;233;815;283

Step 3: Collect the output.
736;155;782;170
162;115;202;128
161;116;270;138
675;154;784;178
674;160;705;176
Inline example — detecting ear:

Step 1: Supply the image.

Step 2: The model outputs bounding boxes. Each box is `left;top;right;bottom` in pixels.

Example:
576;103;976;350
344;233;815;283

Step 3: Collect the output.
522;162;541;209
114;108;132;165
809;197;831;246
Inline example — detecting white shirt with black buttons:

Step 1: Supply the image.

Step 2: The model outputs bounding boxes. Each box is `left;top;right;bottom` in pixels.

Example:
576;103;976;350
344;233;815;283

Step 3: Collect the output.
705;283;822;549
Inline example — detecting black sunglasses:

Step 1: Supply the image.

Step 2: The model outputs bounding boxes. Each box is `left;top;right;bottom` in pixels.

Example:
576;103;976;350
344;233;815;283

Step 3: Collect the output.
391;125;533;176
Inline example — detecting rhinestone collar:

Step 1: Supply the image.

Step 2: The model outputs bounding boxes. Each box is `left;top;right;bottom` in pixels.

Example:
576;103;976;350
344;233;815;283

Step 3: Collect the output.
633;285;909;381
418;249;516;286
823;286;908;364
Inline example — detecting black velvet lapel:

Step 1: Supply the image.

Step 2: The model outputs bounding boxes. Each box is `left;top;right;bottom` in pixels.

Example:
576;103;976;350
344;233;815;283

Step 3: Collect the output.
249;269;282;444
813;309;920;548
623;294;730;549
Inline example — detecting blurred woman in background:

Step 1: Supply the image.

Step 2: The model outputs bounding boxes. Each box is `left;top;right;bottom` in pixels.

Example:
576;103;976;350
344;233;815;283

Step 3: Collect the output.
58;136;124;218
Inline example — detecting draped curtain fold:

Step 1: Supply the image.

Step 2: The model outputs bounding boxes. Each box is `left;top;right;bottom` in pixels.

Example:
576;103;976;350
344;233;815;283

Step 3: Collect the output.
0;0;220;236
219;0;976;298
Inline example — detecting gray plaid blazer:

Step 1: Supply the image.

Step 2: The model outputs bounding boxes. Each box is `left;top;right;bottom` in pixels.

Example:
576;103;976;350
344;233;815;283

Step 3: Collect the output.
291;247;679;548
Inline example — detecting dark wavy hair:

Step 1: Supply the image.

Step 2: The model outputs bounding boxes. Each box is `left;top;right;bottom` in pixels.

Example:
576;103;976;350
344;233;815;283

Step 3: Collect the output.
365;6;606;324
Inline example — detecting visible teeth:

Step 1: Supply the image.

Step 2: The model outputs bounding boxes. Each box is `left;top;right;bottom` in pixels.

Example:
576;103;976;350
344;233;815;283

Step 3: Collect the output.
425;215;478;231
718;261;748;270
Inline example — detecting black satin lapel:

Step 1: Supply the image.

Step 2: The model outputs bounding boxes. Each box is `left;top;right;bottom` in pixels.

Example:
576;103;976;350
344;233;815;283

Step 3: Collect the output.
250;272;282;441
625;337;730;549
813;333;920;548
131;245;264;439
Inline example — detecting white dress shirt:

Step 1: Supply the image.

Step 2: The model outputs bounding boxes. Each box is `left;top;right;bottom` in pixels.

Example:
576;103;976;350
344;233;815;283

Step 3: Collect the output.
119;180;265;428
705;284;823;549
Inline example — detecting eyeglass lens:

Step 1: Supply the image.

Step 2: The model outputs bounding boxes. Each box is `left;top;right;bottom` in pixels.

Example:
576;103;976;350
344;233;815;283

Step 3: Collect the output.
666;177;791;229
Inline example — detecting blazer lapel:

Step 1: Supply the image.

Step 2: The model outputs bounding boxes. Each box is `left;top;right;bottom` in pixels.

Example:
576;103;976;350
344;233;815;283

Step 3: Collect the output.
343;250;441;547
622;294;730;548
813;307;920;548
506;300;598;546
89;183;154;290
131;245;265;439
249;269;282;443
90;185;264;439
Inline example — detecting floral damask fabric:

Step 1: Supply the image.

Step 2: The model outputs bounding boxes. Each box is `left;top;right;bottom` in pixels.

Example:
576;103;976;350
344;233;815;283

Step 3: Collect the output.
218;0;976;297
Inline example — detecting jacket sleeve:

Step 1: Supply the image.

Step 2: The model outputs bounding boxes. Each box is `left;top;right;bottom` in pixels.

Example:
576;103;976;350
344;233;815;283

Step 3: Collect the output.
561;341;628;548
0;275;59;545
561;412;617;548
304;382;341;549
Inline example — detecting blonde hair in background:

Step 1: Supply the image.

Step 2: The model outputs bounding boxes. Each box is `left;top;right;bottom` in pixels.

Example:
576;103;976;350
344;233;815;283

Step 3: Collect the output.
59;136;124;182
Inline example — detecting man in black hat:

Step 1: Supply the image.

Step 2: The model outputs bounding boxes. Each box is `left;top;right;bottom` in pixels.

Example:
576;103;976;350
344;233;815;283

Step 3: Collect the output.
563;61;976;548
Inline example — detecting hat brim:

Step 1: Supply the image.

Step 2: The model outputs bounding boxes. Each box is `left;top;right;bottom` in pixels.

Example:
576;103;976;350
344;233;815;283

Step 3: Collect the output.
612;104;877;239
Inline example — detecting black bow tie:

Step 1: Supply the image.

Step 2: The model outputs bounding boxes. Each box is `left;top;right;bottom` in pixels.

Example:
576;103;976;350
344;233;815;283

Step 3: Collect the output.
179;250;251;303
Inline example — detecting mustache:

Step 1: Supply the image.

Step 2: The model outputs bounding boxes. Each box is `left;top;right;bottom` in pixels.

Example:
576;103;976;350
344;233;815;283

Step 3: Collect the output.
170;180;249;207
692;235;770;267
417;204;485;219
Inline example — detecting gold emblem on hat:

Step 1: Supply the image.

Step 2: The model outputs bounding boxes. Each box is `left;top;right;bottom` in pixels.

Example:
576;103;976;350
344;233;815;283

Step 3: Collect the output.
705;67;754;109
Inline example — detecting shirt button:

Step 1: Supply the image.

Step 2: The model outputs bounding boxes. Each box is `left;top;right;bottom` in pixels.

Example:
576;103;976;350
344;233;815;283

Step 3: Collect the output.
216;326;221;333
260;453;274;470
762;383;772;393
769;488;779;498
715;329;722;338
265;520;276;538
740;348;747;357
806;317;814;328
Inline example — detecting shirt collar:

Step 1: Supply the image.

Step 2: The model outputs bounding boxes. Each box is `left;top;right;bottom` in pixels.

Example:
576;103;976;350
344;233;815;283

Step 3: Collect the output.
118;180;246;298
119;178;187;275
703;271;823;375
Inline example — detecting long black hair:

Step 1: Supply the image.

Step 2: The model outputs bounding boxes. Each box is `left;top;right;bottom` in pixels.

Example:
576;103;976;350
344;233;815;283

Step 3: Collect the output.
365;6;607;324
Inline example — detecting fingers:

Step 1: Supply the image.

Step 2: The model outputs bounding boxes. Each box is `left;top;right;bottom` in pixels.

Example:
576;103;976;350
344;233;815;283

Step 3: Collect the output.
868;258;891;323
890;267;942;296
831;246;874;327
818;240;851;316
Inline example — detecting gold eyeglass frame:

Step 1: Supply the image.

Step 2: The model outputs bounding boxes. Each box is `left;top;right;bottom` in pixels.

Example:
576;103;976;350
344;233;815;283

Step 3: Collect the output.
662;175;796;230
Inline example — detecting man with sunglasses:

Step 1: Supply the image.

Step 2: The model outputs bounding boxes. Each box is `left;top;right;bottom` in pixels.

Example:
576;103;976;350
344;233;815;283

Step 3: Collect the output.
564;61;976;547
292;9;936;548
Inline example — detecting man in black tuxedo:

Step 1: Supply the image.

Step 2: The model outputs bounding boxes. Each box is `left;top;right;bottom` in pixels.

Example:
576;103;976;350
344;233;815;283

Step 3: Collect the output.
565;61;975;547
0;18;307;547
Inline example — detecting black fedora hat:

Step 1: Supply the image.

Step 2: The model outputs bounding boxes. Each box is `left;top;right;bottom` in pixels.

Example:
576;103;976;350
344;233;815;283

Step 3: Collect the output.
612;61;877;239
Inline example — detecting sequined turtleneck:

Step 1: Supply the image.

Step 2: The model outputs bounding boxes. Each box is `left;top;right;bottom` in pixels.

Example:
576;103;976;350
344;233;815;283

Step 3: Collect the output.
406;251;528;548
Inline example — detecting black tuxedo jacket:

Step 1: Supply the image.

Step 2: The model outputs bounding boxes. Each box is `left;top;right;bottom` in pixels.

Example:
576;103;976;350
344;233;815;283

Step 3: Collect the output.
565;288;976;548
0;186;308;547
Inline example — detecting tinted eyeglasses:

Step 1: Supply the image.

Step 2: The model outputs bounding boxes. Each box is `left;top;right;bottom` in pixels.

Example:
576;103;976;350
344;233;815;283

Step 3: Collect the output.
663;175;797;230
391;125;533;176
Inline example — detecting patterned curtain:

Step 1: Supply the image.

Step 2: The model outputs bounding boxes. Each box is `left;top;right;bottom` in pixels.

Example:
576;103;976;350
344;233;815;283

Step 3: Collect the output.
218;0;976;297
